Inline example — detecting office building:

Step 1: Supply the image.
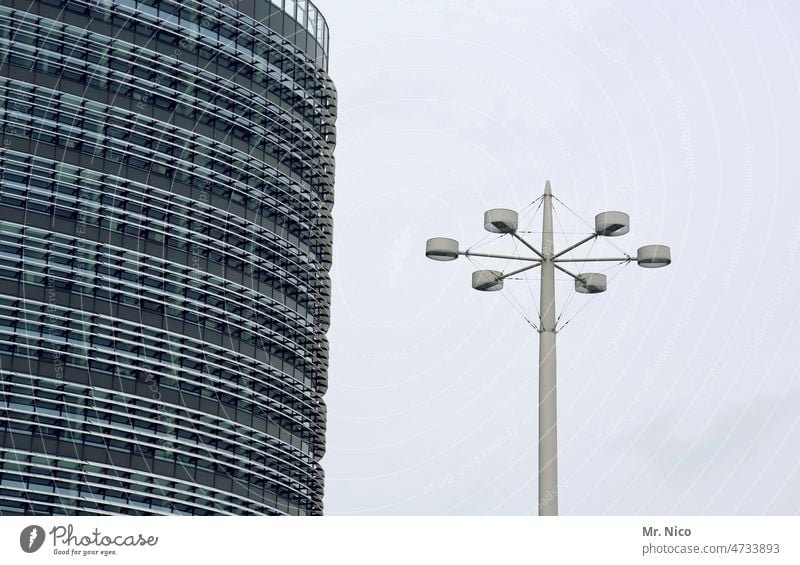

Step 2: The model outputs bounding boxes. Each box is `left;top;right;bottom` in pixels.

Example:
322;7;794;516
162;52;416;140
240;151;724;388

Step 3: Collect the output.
0;0;336;515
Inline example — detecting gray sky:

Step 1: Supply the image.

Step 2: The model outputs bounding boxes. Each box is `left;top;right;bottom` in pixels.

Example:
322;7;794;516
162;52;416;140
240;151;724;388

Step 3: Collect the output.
313;0;800;515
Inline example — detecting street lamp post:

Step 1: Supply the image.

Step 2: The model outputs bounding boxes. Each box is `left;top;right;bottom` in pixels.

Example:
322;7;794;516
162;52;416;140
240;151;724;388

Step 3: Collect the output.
538;182;558;517
425;180;671;516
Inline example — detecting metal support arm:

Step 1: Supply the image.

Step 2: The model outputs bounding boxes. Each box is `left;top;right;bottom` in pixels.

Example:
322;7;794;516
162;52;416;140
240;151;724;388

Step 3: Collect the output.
511;233;545;260
553;263;581;281
463;251;540;262
553;234;598;260
499;262;542;280
554;256;631;263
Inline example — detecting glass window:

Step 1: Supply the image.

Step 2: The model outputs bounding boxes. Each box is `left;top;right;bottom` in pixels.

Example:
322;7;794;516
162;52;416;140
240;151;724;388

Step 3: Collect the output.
308;5;316;34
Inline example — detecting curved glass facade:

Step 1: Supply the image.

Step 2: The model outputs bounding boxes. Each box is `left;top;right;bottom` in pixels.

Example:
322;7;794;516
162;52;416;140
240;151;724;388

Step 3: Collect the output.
0;0;336;515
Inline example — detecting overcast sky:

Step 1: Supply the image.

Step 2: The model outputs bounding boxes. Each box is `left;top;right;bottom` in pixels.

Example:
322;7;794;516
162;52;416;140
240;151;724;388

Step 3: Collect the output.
312;0;800;515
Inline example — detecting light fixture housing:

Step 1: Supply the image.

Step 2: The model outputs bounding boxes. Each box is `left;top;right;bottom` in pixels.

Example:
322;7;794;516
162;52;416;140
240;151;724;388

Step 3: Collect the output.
595;211;630;237
637;244;671;268
425;237;460;261
472;270;504;292
483;208;518;233
575;272;607;294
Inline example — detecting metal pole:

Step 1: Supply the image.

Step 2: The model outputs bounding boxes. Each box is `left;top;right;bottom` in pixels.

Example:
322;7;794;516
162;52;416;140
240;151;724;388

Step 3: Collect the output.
538;181;558;516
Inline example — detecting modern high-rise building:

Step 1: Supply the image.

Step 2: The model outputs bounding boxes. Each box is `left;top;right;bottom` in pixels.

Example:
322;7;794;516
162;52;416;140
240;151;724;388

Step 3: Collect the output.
0;0;335;515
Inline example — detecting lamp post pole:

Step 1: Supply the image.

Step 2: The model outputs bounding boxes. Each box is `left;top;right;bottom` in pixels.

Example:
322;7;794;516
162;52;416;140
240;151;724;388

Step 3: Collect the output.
425;180;672;516
538;181;558;516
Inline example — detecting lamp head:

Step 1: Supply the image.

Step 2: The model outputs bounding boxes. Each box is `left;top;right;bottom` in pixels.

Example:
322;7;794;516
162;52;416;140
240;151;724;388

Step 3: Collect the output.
595;211;630;237
425;237;460;261
483;209;518;234
472;270;504;292
637;244;671;268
